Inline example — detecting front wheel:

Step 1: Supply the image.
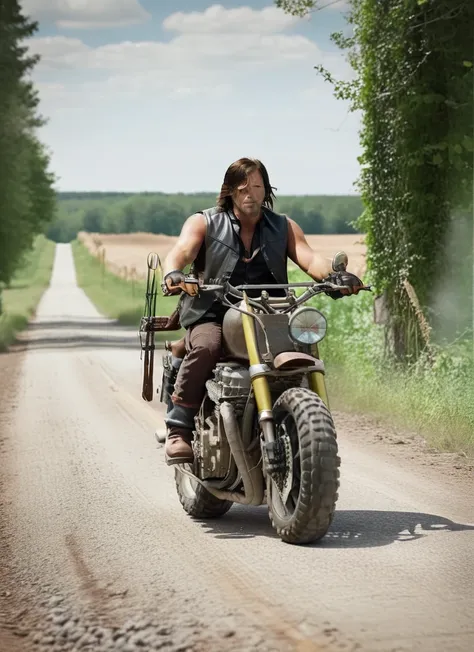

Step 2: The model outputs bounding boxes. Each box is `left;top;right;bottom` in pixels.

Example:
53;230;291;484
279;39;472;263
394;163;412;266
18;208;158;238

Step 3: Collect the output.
267;387;340;544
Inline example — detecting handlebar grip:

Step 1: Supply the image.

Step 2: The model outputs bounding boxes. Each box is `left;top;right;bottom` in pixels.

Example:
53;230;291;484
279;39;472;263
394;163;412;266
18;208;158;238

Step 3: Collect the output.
163;277;200;297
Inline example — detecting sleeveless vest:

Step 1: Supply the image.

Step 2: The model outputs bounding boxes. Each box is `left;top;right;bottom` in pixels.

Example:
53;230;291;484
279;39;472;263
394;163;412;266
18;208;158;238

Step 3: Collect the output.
178;206;289;328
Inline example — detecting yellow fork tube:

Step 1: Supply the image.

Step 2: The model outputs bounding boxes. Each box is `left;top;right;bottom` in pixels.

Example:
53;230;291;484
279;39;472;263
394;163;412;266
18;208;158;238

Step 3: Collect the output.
240;294;272;413
309;344;330;409
309;372;329;408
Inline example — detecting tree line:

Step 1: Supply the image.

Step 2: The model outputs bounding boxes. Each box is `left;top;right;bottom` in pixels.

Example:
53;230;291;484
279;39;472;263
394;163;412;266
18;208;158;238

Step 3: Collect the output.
277;0;473;357
0;1;56;300
46;192;364;243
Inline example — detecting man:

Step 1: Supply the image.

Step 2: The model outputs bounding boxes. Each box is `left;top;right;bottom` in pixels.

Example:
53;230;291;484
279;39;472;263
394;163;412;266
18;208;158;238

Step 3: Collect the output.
162;157;361;464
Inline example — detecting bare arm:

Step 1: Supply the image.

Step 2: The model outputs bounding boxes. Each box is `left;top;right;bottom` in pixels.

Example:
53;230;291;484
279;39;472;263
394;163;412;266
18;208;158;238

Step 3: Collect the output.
286;217;333;281
163;213;206;276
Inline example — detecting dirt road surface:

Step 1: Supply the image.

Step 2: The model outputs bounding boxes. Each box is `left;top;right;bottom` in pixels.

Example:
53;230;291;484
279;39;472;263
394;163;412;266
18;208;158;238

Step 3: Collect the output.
1;244;473;652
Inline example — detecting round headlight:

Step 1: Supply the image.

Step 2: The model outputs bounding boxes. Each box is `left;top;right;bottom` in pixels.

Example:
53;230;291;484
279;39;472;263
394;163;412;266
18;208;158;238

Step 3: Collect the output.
288;307;327;345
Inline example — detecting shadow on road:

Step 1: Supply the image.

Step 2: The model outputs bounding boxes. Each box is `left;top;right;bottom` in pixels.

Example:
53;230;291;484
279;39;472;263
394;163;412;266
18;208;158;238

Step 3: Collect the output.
198;507;474;548
12;337;141;351
27;319;127;330
5;318;168;353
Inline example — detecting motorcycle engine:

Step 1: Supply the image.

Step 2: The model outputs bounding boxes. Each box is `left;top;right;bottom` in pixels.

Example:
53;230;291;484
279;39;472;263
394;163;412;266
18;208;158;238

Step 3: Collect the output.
207;363;251;403
194;363;251;480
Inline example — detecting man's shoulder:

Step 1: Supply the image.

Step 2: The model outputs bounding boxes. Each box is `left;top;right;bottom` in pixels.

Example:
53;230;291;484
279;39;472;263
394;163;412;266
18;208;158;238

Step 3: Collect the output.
191;206;221;221
186;206;219;221
200;205;220;215
187;207;229;238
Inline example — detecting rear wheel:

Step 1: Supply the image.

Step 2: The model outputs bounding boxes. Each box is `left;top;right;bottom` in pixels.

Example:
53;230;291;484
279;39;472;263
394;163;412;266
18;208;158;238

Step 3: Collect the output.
267;387;340;544
174;467;233;519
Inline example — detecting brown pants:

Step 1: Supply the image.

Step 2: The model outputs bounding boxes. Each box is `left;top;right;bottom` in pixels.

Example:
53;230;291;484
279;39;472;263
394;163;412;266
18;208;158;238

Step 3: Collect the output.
171;321;223;409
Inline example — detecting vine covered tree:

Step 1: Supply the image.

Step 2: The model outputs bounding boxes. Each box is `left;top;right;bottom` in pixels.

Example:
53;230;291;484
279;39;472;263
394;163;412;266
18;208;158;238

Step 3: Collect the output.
0;0;56;292
277;0;474;359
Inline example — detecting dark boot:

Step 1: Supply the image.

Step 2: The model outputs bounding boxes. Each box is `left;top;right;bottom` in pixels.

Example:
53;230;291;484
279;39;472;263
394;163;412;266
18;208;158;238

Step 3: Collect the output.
165;427;194;465
163;404;197;466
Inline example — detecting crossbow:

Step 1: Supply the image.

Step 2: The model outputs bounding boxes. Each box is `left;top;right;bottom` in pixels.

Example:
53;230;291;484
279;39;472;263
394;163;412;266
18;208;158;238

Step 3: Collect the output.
139;252;187;401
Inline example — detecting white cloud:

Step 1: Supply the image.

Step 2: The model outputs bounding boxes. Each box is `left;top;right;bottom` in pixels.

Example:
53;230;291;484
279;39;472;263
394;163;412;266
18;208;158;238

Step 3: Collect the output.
30;29;320;100
163;4;299;34
27;5;362;194
30;4;317;70
29;36;90;70
22;0;150;29
28;5;320;95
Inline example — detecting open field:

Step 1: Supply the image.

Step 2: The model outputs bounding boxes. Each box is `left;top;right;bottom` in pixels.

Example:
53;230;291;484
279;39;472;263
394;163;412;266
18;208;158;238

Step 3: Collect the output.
78;231;367;280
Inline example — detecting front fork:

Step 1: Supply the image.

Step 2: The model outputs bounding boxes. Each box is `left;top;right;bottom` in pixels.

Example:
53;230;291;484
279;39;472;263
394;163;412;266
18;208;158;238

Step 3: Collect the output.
240;294;275;444
240;295;331;484
309;343;330;409
240;296;331;447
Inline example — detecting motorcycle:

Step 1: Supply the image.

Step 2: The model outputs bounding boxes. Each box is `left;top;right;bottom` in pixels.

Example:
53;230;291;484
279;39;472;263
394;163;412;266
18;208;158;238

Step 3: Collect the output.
140;251;371;545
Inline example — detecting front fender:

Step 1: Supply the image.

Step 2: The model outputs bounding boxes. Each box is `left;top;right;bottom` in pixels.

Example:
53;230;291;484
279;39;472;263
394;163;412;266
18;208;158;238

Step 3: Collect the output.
273;351;325;372
272;351;329;409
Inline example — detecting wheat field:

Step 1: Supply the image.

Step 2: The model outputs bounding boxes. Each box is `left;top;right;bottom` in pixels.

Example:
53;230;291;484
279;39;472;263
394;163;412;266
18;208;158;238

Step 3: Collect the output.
78;231;367;281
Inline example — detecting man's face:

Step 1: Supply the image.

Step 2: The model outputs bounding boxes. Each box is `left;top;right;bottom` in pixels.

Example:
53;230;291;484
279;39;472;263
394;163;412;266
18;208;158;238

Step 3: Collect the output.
231;168;266;218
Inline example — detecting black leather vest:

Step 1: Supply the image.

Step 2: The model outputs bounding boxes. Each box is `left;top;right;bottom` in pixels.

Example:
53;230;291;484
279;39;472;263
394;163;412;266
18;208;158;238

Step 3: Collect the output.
178;206;289;328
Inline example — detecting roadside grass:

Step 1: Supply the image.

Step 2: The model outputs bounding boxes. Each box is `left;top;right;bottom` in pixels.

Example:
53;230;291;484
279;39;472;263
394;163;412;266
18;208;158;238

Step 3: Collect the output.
287;268;474;457
71;240;181;337
0;235;56;351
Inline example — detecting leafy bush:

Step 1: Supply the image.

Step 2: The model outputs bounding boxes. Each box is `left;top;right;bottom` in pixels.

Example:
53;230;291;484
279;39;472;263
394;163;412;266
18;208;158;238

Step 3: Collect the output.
288;267;474;455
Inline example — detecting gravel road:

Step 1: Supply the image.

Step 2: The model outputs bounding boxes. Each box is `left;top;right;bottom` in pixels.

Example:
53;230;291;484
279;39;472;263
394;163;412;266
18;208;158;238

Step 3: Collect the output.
0;243;473;652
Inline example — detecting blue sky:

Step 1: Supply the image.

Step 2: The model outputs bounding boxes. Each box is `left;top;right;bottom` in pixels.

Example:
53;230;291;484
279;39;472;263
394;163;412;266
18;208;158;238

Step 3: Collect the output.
24;1;361;195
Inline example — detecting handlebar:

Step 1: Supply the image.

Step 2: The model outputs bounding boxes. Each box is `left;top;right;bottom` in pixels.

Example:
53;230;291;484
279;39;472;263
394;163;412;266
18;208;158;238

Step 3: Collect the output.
199;281;371;293
165;279;372;299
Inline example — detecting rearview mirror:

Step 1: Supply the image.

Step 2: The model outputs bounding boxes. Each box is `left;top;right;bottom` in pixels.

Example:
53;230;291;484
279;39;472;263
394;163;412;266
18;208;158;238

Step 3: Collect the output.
332;251;348;272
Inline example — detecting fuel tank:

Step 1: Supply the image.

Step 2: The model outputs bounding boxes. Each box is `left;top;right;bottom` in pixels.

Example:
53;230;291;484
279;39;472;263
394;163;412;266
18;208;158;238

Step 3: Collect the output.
222;301;294;360
222;301;249;360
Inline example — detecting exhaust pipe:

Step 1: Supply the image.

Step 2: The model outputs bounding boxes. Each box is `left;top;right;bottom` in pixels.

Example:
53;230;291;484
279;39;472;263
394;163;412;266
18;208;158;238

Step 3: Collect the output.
203;401;264;506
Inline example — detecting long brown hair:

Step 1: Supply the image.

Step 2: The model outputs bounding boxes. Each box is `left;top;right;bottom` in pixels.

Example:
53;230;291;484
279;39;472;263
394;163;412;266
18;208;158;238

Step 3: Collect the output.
216;158;277;212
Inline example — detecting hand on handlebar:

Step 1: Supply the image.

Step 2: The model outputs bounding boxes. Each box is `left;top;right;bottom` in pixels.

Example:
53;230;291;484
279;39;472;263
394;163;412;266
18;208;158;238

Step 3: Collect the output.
162;270;185;295
162;270;200;297
323;271;365;300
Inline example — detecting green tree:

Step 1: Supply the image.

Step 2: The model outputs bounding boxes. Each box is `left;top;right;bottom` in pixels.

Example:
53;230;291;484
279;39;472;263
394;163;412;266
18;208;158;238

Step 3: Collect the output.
83;207;102;233
276;0;474;360
0;0;56;292
50;192;363;240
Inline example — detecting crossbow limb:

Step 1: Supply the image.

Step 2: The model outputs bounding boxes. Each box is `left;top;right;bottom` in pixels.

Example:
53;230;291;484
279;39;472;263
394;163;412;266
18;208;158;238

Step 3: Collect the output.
139;252;183;402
